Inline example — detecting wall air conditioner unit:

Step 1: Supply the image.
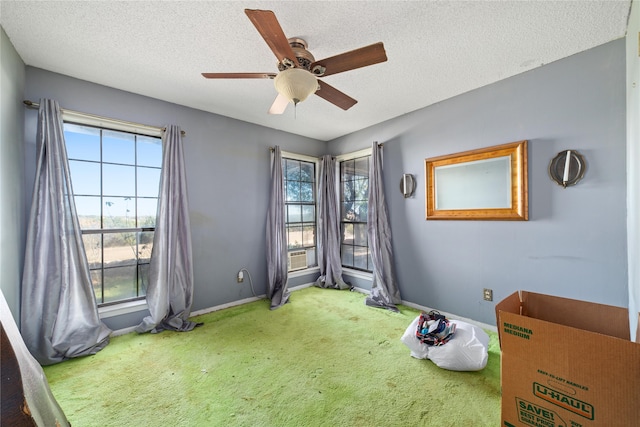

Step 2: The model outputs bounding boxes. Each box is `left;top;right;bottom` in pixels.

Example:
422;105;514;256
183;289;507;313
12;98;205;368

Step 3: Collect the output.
288;250;308;272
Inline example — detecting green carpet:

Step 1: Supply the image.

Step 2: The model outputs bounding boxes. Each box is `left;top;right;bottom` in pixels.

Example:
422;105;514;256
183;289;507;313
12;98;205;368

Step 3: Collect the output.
43;286;501;426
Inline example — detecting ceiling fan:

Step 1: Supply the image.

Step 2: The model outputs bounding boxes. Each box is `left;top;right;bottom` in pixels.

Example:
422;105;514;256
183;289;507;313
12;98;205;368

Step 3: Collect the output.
202;9;388;114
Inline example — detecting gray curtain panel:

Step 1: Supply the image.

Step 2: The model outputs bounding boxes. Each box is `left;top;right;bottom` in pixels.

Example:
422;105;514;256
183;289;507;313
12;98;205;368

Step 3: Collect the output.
366;142;402;311
1;290;70;425
315;155;350;290
136;125;200;333
266;146;290;309
21;99;111;365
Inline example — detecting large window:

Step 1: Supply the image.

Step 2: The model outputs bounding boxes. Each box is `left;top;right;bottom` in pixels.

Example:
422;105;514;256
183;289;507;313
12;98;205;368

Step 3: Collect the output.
64;123;162;306
340;155;372;272
283;156;317;270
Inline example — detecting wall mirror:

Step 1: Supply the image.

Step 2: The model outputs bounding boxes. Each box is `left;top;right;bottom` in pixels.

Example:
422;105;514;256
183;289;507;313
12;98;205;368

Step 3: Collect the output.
424;140;528;220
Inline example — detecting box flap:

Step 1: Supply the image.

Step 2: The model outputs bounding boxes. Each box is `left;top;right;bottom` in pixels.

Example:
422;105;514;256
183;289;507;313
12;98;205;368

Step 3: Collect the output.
521;291;630;340
495;291;522;315
495;291;522;346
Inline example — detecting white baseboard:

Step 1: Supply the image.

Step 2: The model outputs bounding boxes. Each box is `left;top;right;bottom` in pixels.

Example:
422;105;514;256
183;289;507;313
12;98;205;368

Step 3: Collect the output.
111;283;314;336
190;294;267;317
111;282;496;336
350;287;495;331
288;282;314;292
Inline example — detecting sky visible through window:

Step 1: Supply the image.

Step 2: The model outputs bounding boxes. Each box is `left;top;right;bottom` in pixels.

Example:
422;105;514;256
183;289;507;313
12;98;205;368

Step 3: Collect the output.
64;124;161;220
63;123;162;304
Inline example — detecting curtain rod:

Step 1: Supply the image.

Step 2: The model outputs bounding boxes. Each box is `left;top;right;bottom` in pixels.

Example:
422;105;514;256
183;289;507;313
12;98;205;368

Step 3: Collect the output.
23;100;185;136
269;142;383;153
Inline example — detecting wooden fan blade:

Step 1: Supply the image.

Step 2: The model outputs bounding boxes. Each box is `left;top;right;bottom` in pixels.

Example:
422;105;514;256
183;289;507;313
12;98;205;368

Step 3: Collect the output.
311;42;387;77
245;9;298;67
315;81;357;110
202;73;276;79
268;93;289;115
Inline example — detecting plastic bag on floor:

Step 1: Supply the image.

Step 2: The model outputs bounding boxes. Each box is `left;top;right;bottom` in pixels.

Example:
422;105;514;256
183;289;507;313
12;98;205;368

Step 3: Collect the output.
400;315;489;371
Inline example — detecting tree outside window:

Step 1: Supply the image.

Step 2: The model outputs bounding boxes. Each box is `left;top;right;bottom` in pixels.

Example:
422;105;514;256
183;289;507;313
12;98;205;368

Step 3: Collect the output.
65;123;161;305
340;155;372;272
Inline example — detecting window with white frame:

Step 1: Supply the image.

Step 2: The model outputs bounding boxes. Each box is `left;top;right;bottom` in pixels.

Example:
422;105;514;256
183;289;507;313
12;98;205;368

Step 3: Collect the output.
339;152;372;272
64;122;162;306
282;154;318;271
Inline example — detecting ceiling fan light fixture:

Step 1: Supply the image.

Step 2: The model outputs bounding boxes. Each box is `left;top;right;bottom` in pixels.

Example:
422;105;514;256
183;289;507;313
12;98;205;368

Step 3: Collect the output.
274;68;318;105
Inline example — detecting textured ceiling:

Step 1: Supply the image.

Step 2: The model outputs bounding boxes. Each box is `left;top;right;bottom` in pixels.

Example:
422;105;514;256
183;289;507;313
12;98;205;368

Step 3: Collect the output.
0;1;632;141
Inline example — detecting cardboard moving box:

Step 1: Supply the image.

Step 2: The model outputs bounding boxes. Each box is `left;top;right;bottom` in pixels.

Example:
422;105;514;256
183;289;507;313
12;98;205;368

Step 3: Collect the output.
495;291;640;427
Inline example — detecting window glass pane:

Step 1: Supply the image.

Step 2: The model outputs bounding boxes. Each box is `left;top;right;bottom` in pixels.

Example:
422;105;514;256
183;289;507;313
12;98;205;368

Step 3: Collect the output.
341;245;354;267
354;224;368;246
341;159;354;181
287;225;303;249
64;124;100;161
137;166;161;197
82;234;102;304
103;265;137;304
355;178;369;200
138;198;158;225
352;201;368;221
75;196;101;229
300;182;314;202
283;157;316;267
300;162;314;182
138;231;154;262
69;160;100;195
340;155;372;273
103;197;136;228
137;136;162;167
355;157;369;178
286;180;300;202
89;269;102;304
137;263;150;297
64;122;160;306
83;234;102;269
302;225;315;247
103;164;135;197
103;232;137;266
341;203;352;221
342;181;355;203
103;130;135;165
302;205;315;222
342;223;354;244
285;159;301;181
354;247;369;270
287;205;302;223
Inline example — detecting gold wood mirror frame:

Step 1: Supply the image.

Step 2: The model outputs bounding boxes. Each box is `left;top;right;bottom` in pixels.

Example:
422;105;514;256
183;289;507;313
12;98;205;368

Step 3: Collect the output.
425;140;528;220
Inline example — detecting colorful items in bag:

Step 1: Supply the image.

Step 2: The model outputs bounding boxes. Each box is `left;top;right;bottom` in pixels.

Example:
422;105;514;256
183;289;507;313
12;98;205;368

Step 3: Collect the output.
416;310;457;346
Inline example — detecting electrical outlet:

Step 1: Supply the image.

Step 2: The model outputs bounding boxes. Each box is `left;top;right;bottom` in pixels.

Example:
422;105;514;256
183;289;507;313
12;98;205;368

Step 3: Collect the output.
483;288;493;301
237;270;244;283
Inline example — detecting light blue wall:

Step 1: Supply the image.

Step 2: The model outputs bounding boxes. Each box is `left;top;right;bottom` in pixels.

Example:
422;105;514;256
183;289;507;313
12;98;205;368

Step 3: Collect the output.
23;67;326;330
4;33;628;330
0;27;26;324
329;39;628;325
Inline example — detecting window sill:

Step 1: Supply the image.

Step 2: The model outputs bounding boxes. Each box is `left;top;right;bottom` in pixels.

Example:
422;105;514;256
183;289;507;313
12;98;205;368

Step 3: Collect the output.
98;299;148;319
342;268;373;281
288;266;320;279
